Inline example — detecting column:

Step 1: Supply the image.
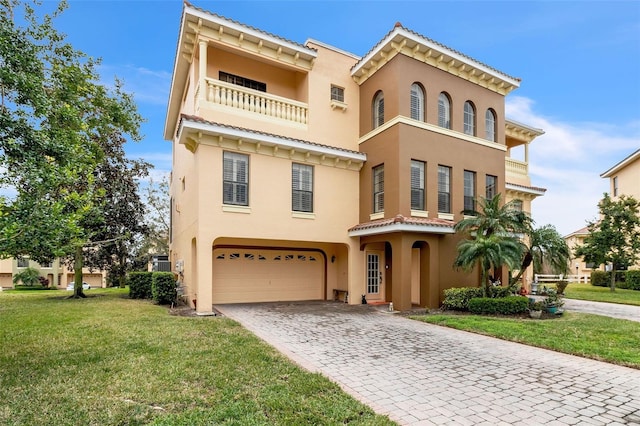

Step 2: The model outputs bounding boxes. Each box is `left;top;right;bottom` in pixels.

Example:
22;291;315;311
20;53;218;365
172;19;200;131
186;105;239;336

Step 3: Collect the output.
198;40;208;103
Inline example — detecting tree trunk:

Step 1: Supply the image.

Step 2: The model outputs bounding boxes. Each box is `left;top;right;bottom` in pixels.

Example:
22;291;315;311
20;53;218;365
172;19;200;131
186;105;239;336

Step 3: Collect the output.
481;268;488;298
73;245;86;298
610;263;616;292
510;251;533;285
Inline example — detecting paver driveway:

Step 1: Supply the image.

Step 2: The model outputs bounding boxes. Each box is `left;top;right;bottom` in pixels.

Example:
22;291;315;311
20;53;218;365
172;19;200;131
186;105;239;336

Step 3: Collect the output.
217;302;640;426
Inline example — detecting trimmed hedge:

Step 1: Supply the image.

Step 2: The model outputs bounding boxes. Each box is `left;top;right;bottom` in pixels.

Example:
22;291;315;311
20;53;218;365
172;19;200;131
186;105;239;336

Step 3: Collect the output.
129;272;153;299
591;270;630;288
468;296;529;315
442;287;483;310
152;272;178;305
626;270;640;290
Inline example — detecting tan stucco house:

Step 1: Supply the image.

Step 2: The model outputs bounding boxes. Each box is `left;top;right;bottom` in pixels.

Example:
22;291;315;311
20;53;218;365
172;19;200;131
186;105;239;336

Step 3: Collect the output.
601;148;640;201
164;4;546;314
0;256;106;289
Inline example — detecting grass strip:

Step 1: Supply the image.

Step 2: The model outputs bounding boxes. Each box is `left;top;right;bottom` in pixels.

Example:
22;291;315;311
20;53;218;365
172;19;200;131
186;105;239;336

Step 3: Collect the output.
413;312;640;369
562;282;640;306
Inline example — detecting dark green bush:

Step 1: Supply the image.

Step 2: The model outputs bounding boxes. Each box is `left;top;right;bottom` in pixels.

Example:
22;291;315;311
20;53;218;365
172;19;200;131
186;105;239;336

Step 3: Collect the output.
488;285;511;298
129;272;153;299
626;270;640;291
468;296;529;315
591;271;609;287
442;287;482;310
152;272;177;305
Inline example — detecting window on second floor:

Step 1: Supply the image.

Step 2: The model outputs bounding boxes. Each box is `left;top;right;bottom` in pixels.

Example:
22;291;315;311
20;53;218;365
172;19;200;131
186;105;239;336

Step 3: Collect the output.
331;85;344;102
17;256;29;268
438;165;451;213
219;71;266;92
410;83;425;121
410;160;425;210
485;109;497;142
512;199;523;212
464;170;476;212
613;176;619;196
463;101;476;136
292;163;313;213
486;174;497;199
223;151;249;206
438;92;451;129
373;164;385;213
373;91;384;128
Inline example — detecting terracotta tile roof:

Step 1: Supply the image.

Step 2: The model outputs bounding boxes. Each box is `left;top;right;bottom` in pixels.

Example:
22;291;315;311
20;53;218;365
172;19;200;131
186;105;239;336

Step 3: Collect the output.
185;1;315;52
505;182;547;193
349;214;455;233
178;114;364;157
352;23;520;83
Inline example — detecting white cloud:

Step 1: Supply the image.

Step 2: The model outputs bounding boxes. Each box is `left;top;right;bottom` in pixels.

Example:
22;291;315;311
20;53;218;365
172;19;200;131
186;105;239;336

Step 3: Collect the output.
506;96;639;236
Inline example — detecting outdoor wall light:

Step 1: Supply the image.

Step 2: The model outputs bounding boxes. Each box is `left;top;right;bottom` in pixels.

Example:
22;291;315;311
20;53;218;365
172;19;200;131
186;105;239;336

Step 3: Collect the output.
331;255;336;263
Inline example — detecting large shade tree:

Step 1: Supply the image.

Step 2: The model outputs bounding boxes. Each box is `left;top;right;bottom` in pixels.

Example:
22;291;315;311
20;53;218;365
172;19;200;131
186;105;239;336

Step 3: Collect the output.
575;194;640;291
0;0;143;297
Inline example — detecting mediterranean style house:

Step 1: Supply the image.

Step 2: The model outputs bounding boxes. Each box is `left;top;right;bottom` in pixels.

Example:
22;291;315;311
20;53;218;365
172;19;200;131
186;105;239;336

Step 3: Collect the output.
164;3;545;314
565;148;640;274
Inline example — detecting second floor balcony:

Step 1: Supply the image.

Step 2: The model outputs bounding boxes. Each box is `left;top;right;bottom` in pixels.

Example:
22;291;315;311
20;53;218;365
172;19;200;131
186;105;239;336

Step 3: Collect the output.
196;77;309;128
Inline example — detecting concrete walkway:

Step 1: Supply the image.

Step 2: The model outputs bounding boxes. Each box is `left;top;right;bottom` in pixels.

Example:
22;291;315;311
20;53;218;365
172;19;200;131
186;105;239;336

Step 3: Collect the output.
563;299;640;322
217;302;640;426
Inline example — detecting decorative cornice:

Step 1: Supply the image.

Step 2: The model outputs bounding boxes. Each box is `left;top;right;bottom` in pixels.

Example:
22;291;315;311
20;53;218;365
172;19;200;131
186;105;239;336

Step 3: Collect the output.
358;115;507;152
348;214;455;237
351;25;520;95
505;182;546;197
177;115;366;171
505;119;545;143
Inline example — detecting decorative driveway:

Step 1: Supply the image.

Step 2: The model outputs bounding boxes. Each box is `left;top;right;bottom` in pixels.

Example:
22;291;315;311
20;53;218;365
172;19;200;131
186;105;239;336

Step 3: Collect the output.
216;302;640;426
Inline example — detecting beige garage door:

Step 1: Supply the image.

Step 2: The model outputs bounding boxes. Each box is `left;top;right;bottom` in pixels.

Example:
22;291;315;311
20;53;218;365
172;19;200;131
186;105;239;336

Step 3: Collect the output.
213;248;324;303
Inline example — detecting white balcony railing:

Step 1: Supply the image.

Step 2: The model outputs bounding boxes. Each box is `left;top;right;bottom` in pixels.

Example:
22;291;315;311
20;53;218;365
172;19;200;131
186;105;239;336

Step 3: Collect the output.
505;157;528;177
201;78;308;125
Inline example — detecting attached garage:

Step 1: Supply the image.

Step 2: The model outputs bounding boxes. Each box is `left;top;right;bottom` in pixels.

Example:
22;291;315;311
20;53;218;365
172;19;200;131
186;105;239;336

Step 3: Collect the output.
0;273;13;288
212;248;325;303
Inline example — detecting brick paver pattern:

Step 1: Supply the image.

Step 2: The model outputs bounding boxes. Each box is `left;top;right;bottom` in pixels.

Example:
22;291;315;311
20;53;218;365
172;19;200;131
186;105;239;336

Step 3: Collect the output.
217;302;640;426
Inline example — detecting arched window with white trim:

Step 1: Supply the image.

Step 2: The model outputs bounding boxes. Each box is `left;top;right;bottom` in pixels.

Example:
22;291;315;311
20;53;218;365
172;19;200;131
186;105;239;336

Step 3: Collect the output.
438;92;451;129
373;91;384;128
410;83;424;121
485;109;497;142
463;101;476;136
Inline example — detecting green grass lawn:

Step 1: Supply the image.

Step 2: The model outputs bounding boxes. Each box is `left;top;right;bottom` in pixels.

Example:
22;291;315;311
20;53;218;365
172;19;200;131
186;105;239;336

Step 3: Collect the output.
413;312;640;369
562;282;640;306
0;289;394;426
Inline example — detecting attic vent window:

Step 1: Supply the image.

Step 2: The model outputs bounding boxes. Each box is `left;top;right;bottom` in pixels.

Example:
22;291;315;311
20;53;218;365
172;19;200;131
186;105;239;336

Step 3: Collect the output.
219;71;266;92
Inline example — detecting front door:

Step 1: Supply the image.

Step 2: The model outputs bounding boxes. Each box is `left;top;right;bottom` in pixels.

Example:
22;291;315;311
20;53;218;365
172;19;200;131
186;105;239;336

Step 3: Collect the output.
366;251;384;302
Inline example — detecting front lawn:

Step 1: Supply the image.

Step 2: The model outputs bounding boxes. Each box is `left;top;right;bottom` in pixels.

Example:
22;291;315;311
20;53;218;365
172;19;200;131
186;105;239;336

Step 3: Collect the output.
413;312;640;369
561;282;640;305
0;289;394;425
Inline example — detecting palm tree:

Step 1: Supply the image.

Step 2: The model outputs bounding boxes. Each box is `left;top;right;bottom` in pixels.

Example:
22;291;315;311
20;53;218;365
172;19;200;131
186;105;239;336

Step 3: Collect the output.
455;194;532;238
454;234;525;297
510;224;570;286
12;267;41;287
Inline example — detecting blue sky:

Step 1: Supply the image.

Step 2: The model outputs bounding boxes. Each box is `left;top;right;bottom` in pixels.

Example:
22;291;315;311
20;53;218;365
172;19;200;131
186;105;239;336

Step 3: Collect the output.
52;0;640;236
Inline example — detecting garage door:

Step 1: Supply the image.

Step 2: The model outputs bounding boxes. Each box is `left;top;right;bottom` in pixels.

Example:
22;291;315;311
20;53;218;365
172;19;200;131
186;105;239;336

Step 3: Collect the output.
212;248;324;303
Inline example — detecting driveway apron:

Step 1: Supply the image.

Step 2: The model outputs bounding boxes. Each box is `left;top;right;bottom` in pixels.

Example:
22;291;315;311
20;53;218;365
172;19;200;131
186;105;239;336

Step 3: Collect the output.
217;302;640;426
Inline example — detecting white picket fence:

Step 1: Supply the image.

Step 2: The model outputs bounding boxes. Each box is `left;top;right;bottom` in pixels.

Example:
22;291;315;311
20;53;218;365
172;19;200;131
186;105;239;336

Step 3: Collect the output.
534;274;590;284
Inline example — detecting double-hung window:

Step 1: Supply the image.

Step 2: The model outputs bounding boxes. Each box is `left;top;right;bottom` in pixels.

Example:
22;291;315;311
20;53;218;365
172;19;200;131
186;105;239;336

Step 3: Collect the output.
438;165;451;213
410;160;425;210
223;152;249;206
373;165;384;213
485;109;496;142
486;175;497;199
463;101;475;136
463;170;476;212
292;163;313;212
438;92;451;129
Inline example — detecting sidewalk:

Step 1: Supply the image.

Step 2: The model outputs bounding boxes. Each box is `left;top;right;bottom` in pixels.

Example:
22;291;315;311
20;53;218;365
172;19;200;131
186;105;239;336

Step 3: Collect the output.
563;298;640;322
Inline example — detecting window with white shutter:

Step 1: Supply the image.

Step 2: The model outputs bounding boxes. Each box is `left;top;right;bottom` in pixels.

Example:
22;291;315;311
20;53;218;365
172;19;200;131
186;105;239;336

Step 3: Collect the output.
373;164;384;213
223;152;249;206
438;165;451;213
410;83;424;121
438;92;451;129
411;160;425;210
292;163;313;212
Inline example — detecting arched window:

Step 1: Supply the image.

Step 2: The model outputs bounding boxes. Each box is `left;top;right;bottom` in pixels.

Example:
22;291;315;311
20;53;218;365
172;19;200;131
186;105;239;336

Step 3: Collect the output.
373;91;384;128
485;109;497;142
438;92;451;129
463;101;476;136
410;83;424;121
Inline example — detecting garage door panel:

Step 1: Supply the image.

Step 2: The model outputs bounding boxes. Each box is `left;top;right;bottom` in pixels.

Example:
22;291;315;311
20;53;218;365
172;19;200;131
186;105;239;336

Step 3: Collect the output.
213;249;324;303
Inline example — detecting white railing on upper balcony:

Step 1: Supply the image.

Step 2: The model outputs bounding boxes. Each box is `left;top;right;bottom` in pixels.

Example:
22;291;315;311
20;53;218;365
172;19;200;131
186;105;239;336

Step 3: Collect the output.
201;78;308;125
505;157;528;177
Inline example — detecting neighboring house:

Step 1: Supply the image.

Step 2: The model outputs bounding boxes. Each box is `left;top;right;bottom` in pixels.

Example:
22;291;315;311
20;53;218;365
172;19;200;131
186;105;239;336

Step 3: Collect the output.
0;257;106;289
164;4;546;313
567;148;640;273
600;148;640;201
